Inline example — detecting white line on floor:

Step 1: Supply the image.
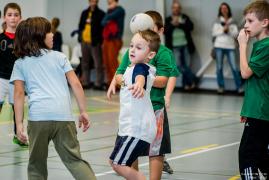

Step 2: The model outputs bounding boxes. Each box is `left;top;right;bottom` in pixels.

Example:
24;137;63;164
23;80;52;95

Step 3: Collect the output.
95;141;240;177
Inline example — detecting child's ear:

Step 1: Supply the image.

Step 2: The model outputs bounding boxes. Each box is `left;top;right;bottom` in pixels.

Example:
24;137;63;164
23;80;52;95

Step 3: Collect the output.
147;51;156;60
158;27;164;34
262;18;269;28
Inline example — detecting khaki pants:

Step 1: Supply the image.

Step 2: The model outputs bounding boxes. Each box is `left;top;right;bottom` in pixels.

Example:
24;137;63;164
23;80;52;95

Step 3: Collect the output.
27;121;96;180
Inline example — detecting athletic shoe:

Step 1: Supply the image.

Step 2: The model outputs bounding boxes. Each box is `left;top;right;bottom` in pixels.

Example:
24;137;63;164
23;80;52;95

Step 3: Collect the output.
163;160;173;174
13;136;28;148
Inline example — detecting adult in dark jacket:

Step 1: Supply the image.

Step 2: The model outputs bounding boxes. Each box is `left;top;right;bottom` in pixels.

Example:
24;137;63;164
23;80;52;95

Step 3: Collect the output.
78;0;105;90
164;1;198;90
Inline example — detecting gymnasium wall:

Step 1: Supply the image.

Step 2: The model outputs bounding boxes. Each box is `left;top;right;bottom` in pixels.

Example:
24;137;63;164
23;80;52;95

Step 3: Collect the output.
0;0;253;89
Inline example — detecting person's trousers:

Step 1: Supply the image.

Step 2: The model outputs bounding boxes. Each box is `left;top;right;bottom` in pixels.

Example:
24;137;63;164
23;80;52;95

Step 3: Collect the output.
27;121;96;180
239;118;269;180
102;39;122;85
215;48;242;90
81;42;104;87
173;45;196;87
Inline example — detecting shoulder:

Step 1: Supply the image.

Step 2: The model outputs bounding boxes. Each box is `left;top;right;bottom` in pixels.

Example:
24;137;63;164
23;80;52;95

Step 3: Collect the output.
157;45;173;56
182;13;190;18
134;63;150;71
46;50;66;59
96;7;105;14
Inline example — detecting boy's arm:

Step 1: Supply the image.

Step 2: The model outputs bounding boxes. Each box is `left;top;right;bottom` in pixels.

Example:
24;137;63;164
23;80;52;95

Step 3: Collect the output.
165;77;177;109
66;70;90;132
153;76;169;88
14;80;27;143
129;75;146;98
115;74;123;86
238;29;253;79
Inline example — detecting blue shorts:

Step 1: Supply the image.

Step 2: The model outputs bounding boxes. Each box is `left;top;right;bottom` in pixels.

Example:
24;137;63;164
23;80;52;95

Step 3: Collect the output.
110;136;150;167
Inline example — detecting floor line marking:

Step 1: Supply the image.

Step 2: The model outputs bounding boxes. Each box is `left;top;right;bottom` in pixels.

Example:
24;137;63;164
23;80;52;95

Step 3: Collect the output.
181;144;219;154
95;141;240;177
228;174;240;180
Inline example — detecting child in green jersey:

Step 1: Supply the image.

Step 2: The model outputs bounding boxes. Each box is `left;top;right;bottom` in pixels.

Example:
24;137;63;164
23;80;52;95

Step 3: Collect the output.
237;1;269;179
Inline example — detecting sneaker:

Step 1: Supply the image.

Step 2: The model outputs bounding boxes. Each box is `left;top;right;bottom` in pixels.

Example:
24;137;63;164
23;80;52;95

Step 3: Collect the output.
163;160;173;174
13;136;28;148
217;87;224;94
237;87;244;94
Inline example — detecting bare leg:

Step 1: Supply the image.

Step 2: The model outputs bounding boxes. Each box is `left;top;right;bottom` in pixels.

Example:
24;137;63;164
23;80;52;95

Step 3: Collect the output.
112;164;146;180
149;156;164;180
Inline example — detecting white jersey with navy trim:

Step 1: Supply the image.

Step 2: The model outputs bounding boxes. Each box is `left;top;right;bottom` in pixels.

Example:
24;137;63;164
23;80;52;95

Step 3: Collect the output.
118;63;157;143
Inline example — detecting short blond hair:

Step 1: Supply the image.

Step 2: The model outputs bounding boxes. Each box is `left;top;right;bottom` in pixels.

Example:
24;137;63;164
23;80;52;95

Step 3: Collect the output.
138;29;160;53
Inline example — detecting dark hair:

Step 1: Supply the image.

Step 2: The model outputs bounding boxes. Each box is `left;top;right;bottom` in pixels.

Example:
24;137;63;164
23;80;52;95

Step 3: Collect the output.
14;17;52;58
51;17;60;33
218;2;232;18
244;0;269;21
4;3;21;16
144;10;164;30
138;29;160;52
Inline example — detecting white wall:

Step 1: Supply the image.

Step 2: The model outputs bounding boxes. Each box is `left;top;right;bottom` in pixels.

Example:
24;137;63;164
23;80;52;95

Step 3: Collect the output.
0;0;47;18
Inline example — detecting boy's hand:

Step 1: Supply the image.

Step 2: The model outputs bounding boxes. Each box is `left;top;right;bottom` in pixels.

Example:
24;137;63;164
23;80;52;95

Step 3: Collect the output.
16;123;28;144
128;83;145;98
107;81;116;100
237;28;249;45
78;112;90;132
164;96;171;109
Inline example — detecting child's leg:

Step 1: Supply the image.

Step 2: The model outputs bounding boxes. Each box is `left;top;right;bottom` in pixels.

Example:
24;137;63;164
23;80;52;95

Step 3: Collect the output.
239;118;267;179
27;121;51;180
53;121;96;180
149;156;164;180
149;108;172;179
111;164;146;180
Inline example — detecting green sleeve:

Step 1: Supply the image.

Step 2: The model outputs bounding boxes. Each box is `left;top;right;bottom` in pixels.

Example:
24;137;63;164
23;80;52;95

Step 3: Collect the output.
249;46;269;78
151;48;172;77
116;49;131;75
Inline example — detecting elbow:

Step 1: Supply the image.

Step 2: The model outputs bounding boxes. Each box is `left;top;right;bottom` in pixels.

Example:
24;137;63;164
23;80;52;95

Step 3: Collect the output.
241;71;251;79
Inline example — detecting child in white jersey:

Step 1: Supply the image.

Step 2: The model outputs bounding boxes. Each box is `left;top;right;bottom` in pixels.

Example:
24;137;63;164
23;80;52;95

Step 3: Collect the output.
109;29;160;180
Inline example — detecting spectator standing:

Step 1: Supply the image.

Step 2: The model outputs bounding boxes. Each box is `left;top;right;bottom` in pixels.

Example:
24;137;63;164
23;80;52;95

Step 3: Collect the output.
212;2;242;94
164;0;197;91
102;0;125;86
78;0;106;89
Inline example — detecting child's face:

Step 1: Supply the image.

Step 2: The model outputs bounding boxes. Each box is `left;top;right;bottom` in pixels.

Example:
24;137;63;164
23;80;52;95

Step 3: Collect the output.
244;12;268;39
4;8;21;30
129;33;151;64
44;32;54;49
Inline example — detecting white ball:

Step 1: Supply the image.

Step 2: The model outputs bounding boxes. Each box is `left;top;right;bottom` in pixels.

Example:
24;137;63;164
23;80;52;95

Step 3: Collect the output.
129;13;154;34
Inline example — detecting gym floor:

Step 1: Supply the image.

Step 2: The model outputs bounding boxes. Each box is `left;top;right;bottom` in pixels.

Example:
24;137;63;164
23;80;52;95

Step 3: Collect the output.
0;90;243;180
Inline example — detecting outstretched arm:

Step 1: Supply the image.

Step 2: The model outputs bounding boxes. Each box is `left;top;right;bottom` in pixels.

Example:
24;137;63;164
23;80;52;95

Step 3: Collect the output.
66;70;90;132
129;75;146;98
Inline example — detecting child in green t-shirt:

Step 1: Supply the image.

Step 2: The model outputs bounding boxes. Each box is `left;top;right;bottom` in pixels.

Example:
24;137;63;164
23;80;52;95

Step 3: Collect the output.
237;1;269;179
